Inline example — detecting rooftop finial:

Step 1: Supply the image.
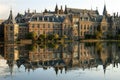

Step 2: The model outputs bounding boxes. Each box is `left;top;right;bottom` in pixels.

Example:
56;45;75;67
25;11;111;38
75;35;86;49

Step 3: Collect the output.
10;6;12;11
103;0;107;16
96;7;98;10
91;5;92;11
91;0;93;10
104;0;106;5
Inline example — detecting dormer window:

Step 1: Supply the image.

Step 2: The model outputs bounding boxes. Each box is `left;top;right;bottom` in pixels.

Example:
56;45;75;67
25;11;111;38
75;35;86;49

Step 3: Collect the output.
44;17;47;21
39;17;42;21
37;17;39;21
52;18;54;22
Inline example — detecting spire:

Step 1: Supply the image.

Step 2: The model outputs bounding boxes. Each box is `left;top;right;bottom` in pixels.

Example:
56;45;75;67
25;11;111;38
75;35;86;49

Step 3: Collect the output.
55;4;58;14
6;9;15;24
44;8;47;13
64;5;68;14
8;9;13;22
91;5;92;11
96;7;99;15
25;10;27;14
61;5;63;10
103;3;107;16
55;4;58;10
60;5;63;14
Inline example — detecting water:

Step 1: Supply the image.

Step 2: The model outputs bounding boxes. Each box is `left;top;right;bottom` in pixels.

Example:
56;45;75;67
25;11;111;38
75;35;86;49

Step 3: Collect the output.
0;42;120;80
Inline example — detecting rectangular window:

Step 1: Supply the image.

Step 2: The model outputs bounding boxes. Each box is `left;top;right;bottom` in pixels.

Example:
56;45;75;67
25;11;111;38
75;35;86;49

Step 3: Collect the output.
90;27;92;30
64;32;66;35
10;26;13;31
48;24;50;28
87;25;89;29
32;24;34;28
43;24;45;28
38;24;40;28
10;33;13;37
81;25;82;29
84;25;86;29
81;32;82;35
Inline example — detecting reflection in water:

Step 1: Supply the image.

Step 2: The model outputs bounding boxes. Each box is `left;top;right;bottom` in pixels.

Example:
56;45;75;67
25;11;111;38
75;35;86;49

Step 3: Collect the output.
0;42;120;80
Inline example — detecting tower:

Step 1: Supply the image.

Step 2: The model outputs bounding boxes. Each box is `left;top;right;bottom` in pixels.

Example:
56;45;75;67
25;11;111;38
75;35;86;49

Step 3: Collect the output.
103;4;107;16
4;9;19;42
59;5;63;14
55;4;59;14
64;5;68;14
96;7;99;15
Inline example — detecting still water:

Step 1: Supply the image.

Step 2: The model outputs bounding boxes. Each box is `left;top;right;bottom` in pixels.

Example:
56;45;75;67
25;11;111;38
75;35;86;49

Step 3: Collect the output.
0;42;120;80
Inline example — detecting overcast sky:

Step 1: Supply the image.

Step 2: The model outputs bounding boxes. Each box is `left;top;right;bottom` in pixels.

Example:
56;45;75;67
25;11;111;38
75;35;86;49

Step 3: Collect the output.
0;0;120;19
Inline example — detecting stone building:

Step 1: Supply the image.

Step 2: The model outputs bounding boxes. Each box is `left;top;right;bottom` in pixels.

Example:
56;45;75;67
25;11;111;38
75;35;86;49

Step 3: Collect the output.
0;20;4;40
1;4;120;41
3;10;19;42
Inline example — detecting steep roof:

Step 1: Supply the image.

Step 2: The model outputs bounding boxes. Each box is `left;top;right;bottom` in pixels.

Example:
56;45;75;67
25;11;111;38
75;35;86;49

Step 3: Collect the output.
29;13;66;22
4;10;16;24
67;8;99;15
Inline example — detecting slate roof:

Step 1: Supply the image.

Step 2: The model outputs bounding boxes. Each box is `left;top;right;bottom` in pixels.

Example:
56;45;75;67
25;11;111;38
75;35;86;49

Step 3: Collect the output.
29;13;66;22
66;8;103;22
67;8;99;15
4;10;16;24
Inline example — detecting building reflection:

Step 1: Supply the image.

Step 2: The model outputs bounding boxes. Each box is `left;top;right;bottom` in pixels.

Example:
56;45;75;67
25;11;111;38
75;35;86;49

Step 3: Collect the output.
0;42;120;75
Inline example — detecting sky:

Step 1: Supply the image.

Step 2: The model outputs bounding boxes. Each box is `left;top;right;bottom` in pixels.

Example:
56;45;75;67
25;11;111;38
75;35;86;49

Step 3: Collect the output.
0;0;120;19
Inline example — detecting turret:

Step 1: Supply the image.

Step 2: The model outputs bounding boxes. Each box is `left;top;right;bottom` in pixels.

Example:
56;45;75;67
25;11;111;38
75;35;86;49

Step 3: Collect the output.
59;5;63;14
103;4;107;16
24;10;27;14
96;7;99;15
55;4;59;14
5;9;15;24
44;8;48;13
64;5;68;14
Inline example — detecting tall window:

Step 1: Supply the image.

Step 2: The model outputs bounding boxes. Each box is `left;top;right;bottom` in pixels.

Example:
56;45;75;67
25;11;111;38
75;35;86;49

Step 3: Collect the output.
38;24;40;28
48;24;50;28
43;24;45;28
87;25;89;29
32;24;34;28
84;25;86;29
81;25;82;29
10;26;13;31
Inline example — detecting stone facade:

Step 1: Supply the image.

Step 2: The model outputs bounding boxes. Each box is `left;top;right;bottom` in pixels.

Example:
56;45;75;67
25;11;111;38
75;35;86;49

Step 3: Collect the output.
3;10;19;42
1;4;120;41
0;20;4;40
